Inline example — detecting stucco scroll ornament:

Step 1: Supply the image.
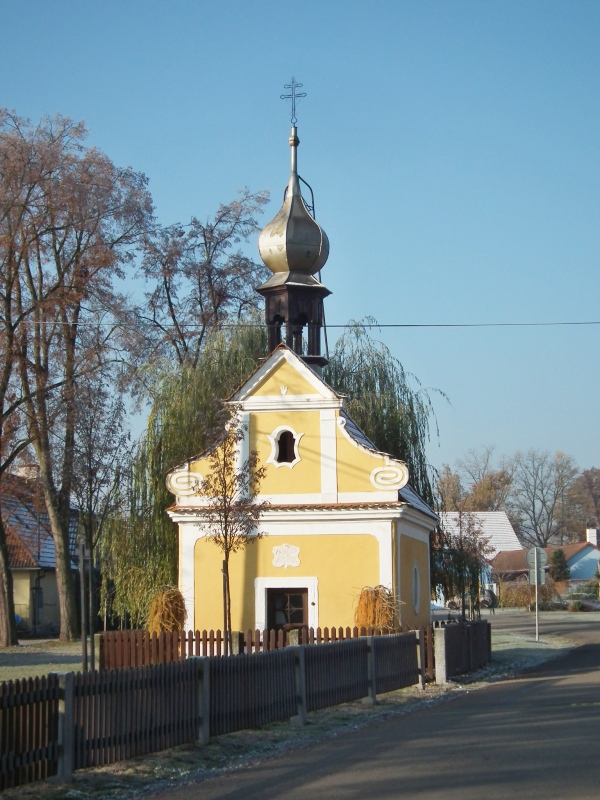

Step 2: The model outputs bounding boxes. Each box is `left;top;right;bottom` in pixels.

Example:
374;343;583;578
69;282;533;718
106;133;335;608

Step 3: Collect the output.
370;458;409;490
166;469;202;497
272;543;300;569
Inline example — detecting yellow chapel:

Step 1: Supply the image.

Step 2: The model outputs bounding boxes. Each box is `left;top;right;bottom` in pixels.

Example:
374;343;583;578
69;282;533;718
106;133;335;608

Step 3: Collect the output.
166;105;438;633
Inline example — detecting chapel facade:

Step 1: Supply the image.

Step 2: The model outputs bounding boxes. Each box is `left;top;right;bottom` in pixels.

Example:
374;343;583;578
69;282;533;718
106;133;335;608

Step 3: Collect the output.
166;115;437;632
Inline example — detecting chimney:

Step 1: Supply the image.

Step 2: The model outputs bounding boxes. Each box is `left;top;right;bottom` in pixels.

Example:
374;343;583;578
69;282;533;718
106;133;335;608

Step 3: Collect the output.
586;528;599;547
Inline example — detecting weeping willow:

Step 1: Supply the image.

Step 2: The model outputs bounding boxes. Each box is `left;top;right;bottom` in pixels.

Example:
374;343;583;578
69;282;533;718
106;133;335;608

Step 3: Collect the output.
100;321;267;627
324;318;442;507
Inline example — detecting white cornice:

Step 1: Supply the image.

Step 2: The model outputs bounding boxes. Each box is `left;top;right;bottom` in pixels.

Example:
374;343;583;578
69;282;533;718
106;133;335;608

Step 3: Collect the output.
236;395;343;412
168;503;434;528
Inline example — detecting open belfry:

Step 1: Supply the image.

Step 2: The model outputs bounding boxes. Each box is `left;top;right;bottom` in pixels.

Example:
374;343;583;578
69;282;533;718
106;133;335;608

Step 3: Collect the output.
166;84;438;633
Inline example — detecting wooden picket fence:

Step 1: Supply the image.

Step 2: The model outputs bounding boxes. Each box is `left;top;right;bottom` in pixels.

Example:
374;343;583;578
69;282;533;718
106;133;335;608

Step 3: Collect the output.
99;625;405;670
209;648;297;737
73;660;198;770
1;623;488;792
0;675;60;790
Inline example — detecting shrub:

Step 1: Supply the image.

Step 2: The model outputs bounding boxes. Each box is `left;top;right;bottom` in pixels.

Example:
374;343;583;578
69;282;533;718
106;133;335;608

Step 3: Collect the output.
498;580;556;609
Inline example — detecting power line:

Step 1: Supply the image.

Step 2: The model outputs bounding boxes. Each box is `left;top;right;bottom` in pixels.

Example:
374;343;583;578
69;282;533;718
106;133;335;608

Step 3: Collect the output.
7;319;600;329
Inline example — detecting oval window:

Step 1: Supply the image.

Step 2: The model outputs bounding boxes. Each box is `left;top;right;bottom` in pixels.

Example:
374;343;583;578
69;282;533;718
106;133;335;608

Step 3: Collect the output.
412;562;420;614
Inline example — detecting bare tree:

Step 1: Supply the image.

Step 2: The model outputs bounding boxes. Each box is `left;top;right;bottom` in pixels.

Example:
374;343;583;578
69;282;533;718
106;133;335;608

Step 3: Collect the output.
139;188;269;372
198;409;268;652
0;109;80;645
2;110;152;640
569;468;600;529
439;510;493;620
439;447;513;513
70;372;131;664
457;446;513;511
509;450;578;547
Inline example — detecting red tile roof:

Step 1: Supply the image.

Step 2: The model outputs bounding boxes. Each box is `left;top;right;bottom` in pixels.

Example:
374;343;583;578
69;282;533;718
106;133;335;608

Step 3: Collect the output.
4;523;38;569
491;542;599;574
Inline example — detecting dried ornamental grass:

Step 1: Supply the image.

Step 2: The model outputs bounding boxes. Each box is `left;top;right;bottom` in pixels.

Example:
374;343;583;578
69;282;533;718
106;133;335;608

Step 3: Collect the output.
148;587;186;634
354;585;399;629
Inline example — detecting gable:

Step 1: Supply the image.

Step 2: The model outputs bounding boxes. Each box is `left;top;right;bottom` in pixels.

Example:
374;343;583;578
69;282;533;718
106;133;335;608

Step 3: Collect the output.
251;358;322;398
229;346;341;408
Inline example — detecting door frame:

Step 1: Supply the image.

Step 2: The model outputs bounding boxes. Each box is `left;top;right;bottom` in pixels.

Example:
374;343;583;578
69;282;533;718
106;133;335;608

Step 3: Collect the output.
254;576;318;630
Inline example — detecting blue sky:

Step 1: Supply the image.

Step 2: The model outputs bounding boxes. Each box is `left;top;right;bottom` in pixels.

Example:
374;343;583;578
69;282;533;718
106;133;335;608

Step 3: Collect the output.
2;1;600;472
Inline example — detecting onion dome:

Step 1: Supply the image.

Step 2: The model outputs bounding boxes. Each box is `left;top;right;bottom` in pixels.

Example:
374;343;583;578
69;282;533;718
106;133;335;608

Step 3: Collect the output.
258;126;329;276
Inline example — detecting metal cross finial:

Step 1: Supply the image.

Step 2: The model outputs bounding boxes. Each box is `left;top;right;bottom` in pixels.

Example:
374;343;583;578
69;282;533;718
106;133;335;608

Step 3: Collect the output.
280;77;306;125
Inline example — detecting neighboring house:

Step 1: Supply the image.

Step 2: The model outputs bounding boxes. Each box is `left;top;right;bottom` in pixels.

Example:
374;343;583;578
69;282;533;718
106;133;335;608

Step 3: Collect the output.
439;511;523;597
165;119;438;633
440;511;522;558
1;472;78;634
491;533;600;592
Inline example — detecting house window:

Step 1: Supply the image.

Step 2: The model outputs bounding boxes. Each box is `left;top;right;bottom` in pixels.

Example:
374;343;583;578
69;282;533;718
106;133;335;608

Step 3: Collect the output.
266;426;303;469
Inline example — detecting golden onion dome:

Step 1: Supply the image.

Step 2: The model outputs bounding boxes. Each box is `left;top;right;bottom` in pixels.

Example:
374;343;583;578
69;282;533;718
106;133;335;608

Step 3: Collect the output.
258;126;329;276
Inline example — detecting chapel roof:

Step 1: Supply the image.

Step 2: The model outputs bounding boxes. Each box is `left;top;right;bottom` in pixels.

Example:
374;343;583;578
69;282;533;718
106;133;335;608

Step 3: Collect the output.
257;124;329;277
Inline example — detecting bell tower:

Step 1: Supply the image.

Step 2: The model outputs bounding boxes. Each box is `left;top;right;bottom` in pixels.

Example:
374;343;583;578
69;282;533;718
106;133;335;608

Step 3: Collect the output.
256;79;331;371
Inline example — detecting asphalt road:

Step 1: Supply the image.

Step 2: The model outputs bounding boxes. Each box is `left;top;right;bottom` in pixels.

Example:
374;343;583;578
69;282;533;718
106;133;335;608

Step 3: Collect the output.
151;613;600;800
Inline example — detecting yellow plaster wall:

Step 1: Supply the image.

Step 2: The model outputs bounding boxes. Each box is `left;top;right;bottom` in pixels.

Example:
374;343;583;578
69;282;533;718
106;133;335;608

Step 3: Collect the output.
251;360;320;397
193;533;380;631
399;534;430;628
251;411;321;494
336;423;382;494
12;570;60;630
12;572;31;619
39;573;60;629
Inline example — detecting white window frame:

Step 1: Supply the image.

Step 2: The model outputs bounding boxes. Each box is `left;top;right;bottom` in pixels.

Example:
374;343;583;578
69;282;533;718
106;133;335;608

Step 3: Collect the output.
254;576;318;630
266;426;303;469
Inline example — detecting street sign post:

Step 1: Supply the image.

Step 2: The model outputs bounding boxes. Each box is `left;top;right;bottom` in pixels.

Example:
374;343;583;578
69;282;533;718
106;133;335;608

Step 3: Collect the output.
526;547;548;569
529;568;546;585
527;546;547;641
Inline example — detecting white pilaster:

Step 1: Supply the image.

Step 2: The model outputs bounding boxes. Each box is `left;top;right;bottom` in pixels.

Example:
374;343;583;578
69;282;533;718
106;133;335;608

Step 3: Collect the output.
320;408;338;503
179;524;201;630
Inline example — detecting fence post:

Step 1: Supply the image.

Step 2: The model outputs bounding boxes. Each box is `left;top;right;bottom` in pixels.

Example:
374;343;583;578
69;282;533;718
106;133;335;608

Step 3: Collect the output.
427;624;435;681
417;627;426;690
289;646;307;726
54;672;74;783
467;623;475;672
362;636;377;706
194;657;210;745
230;632;244;655
434;627;448;685
287;629;300;646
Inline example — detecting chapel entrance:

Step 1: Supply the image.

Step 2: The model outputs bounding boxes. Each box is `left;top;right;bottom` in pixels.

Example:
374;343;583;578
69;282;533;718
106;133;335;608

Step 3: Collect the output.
266;588;308;631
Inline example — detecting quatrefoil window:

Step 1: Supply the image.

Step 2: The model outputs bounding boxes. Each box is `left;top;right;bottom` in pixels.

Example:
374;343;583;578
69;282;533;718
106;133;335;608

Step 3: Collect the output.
266;426;303;469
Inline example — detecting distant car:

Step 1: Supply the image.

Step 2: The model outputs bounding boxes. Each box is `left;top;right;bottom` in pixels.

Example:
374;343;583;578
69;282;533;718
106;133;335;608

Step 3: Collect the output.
447;589;497;610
